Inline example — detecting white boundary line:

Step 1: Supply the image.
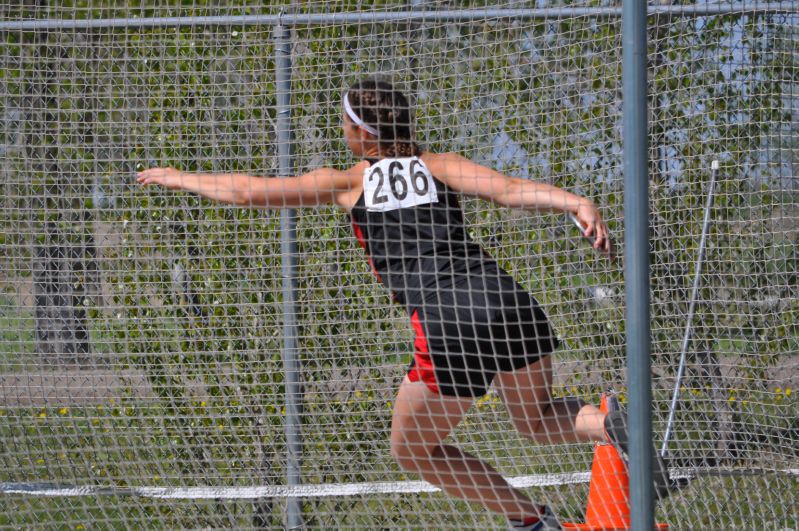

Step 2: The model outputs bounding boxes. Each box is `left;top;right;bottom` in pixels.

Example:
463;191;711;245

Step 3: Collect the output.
0;472;591;499
2;469;796;499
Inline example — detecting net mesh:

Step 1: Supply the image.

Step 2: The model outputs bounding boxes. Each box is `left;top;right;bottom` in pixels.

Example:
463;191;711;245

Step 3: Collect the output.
1;2;797;529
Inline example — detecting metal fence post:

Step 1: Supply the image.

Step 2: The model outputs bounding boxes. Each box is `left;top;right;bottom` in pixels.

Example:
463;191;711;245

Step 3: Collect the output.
275;23;303;530
622;1;654;529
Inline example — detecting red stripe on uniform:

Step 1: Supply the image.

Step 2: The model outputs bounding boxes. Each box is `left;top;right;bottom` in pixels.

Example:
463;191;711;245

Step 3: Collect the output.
350;221;383;284
408;309;438;394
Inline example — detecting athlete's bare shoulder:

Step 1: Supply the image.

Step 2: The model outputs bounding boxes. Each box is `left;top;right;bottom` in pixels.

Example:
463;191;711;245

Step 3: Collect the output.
420;150;466;165
335;160;371;211
419;151;470;179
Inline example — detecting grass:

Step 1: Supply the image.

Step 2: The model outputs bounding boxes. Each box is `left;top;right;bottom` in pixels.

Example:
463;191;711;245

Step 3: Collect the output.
1;298;797;528
0;295;36;370
1;393;797;529
0;481;795;530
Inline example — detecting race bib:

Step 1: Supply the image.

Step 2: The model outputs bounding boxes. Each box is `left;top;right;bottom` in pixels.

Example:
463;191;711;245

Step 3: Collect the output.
363;157;439;212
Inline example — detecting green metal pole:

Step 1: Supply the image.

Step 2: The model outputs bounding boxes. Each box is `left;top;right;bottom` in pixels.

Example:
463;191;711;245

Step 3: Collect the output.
622;1;654;529
275;24;303;530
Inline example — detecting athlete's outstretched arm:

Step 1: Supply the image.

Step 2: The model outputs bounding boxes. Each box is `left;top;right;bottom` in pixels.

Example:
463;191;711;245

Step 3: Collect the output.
136;167;353;208
427;152;611;252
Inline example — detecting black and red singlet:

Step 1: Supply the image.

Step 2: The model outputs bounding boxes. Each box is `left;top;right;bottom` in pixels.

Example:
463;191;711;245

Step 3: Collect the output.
349;156;558;398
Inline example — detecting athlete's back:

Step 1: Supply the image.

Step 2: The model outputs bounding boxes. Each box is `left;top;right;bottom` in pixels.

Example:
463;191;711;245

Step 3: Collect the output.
349;155;487;308
349;155;558;398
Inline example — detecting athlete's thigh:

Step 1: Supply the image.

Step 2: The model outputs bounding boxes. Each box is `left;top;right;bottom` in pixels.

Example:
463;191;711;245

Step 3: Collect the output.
493;356;553;424
391;376;474;451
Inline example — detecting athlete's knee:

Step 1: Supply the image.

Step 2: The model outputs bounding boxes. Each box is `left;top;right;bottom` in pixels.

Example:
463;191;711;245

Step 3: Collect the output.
512;417;544;441
511;402;552;441
390;436;435;472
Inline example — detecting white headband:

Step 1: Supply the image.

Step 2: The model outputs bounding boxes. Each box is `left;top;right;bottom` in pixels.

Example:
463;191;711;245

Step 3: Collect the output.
343;92;379;137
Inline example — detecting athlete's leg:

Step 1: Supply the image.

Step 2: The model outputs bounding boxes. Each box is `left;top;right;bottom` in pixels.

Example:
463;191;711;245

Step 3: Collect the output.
494;356;606;444
391;376;542;520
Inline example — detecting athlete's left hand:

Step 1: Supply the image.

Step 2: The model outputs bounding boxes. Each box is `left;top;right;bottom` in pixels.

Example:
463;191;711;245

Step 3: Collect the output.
575;202;612;255
137;167;188;190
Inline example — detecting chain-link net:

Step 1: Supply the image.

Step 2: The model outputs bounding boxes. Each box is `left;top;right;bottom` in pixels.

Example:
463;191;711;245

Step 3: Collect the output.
1;2;797;529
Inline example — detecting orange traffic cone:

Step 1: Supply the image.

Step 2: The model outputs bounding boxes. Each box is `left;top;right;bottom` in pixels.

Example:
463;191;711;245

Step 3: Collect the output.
562;393;668;531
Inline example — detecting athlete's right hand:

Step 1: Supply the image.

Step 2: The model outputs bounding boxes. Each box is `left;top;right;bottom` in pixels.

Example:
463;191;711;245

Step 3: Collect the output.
136;167;185;190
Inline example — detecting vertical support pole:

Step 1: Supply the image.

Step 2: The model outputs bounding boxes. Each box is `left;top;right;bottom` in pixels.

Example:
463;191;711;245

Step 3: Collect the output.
275;23;303;530
622;1;654;530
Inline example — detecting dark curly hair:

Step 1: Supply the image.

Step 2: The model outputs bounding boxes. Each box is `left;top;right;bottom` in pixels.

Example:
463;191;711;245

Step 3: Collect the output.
345;78;421;158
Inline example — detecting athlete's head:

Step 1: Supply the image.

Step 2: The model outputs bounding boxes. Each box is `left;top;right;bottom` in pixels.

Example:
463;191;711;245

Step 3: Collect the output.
343;78;421;158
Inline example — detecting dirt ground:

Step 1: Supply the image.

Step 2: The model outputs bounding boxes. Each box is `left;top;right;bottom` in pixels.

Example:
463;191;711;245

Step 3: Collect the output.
1;356;796;408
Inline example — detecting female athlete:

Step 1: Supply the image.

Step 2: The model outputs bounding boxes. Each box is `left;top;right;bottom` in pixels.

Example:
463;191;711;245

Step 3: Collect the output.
138;79;640;530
